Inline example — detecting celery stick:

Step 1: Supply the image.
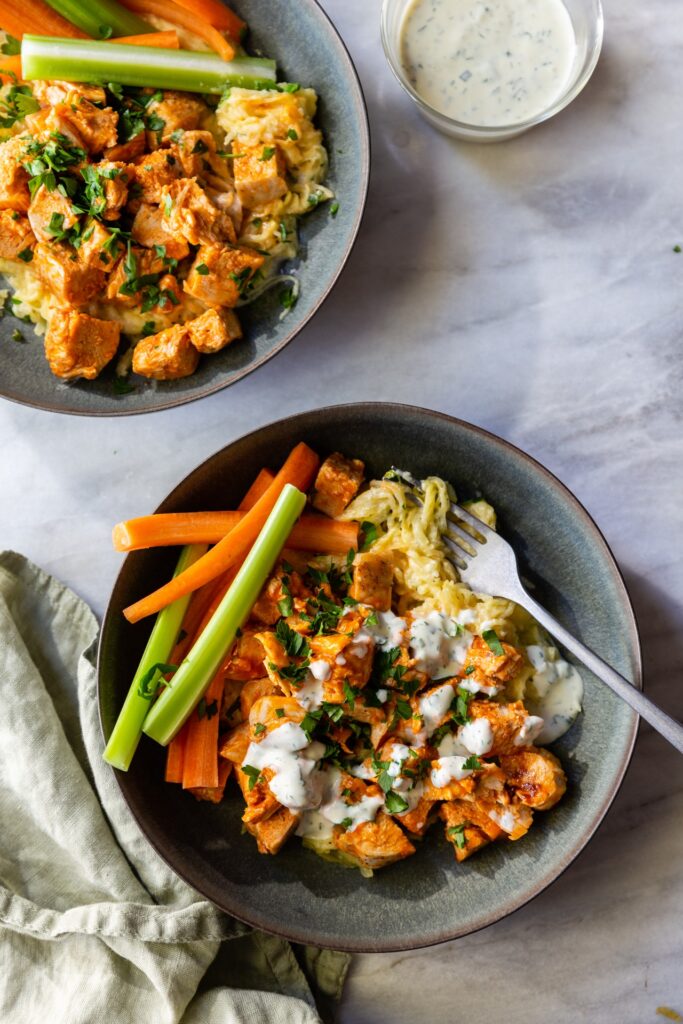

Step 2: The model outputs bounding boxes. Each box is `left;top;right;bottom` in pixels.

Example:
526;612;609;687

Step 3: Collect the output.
143;484;306;746
21;36;277;94
43;0;150;39
103;543;207;771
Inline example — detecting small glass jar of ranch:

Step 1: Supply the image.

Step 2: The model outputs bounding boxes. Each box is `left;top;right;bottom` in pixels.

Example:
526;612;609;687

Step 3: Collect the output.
381;0;603;141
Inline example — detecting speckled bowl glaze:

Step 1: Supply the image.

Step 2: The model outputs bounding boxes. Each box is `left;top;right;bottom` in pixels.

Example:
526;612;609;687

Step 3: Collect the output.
0;2;369;416
98;404;641;952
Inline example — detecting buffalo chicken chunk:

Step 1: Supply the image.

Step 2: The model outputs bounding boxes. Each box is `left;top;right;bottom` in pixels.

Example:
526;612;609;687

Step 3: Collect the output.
232;141;288;207
183;243;264;307
463;635;525;685
33;242;105;306
161;178;237;246
349;552;393;611
499;748;567;811
245;806;300;855
312;452;365;518
27;184;78;243
54;94;118;154
334;811;415;870
0;134;31;212
0;211;35;259
146;91;206;140
133;150;181;203
44;310;120;380
131;203;190;259
132;323;199;380
188;307;242;353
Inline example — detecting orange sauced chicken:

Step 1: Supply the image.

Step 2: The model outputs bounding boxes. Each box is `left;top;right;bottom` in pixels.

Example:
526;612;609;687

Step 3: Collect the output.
0;69;332;386
152;453;580;876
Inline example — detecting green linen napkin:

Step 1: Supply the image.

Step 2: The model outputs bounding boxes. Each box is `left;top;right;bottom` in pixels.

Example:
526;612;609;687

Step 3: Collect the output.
0;551;350;1024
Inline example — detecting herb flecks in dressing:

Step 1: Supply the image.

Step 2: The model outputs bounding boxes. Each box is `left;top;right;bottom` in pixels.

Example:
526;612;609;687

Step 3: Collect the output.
400;0;576;127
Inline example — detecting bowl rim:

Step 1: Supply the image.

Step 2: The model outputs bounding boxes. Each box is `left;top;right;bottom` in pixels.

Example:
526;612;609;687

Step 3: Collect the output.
98;401;642;952
380;0;605;138
0;0;371;418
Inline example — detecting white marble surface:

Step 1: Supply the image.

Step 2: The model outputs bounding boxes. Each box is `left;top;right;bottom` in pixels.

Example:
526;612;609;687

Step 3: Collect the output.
1;0;682;1020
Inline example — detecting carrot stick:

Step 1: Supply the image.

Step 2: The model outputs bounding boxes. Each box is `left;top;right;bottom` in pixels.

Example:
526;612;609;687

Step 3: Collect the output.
165;718;189;782
162;466;275;667
170;0;245;39
181;670;224;789
0;55;22;81
118;29;180;47
0;0;88;38
113;511;359;555
119;0;236;60
123;443;319;624
239;468;274;511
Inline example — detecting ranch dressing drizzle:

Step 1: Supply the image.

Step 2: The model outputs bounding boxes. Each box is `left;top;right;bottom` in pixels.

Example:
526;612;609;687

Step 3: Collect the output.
400;0;577;127
525;644;584;743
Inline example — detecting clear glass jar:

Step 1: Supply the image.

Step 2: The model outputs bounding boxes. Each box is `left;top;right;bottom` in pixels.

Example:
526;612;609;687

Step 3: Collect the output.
381;0;604;142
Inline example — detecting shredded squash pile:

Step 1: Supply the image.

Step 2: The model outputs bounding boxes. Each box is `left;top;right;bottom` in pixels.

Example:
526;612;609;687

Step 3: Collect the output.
341;476;542;700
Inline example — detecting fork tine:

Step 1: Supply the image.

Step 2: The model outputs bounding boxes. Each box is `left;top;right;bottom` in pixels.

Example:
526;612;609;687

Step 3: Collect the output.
444;516;481;553
449;500;495;534
441;532;471;569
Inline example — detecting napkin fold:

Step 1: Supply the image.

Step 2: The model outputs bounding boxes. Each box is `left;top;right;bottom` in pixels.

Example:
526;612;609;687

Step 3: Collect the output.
0;552;349;1024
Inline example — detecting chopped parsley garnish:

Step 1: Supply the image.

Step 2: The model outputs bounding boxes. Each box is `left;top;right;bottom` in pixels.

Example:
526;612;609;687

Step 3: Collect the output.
113;377;134;395
254;722;266;736
275;619;311;659
339;817;353;830
342;679;357;710
16;247;33;263
482;628;505;656
330;201;340;218
447;823;468;849
451;686;472;726
322;702;344;723
272;660;310;686
136;662;177;700
464;665;476;676
23;132;86;199
280;287;297;311
287;128;299;140
275;707;285;718
385;791;409;814
0;83;39;129
674;245;682;253
360;521;379;550
394;698;413;721
241;765;262;791
260;146;276;161
0;34;20;56
10;328;23;342
371;647;406;688
462;755;481;771
301;709;323;741
195;263;210;276
162;193;174;217
277;572;294;617
106;84;165;142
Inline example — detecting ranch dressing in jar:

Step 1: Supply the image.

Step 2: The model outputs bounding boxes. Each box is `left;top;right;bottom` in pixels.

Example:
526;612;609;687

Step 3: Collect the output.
400;0;576;127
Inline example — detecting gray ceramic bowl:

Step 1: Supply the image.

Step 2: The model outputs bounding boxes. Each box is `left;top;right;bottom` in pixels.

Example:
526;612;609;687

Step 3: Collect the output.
98;403;641;951
0;2;369;416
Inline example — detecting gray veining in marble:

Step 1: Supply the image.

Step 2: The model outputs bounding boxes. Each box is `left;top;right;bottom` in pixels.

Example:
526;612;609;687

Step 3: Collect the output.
0;0;682;1020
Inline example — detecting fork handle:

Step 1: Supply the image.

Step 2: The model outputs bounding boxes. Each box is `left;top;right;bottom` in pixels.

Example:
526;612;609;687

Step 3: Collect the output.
518;593;683;755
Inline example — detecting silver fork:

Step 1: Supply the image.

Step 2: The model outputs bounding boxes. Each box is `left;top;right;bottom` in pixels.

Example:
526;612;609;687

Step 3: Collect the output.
391;469;683;754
